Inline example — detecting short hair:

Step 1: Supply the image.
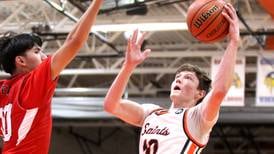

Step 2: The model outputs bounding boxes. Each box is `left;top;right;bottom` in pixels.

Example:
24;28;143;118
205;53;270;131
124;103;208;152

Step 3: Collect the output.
175;63;211;104
0;32;42;74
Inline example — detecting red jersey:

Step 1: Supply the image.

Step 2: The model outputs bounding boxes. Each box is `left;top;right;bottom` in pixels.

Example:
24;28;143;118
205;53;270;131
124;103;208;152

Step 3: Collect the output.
0;57;58;154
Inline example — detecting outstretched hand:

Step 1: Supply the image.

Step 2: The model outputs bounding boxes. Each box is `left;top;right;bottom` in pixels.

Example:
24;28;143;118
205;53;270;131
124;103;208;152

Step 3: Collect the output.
222;3;240;43
124;29;151;68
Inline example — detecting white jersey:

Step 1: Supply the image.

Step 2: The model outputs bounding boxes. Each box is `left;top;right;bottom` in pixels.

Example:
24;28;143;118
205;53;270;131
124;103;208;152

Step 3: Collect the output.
139;104;215;154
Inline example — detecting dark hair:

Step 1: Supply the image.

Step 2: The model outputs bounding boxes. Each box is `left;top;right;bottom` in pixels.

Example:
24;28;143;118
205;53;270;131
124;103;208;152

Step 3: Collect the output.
0;32;43;74
175;63;211;104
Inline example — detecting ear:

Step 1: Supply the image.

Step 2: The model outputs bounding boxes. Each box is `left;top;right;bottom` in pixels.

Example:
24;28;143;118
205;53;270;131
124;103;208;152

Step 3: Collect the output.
15;56;26;67
195;89;206;101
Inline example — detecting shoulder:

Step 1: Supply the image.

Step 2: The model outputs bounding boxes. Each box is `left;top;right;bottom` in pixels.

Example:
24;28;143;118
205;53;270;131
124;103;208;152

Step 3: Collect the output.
141;104;162;111
141;103;161;109
24;56;53;79
34;56;52;71
141;103;163;117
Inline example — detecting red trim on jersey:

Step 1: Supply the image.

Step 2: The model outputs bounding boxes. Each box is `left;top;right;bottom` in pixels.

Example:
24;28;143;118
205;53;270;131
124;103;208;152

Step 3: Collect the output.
183;109;206;148
154;109;169;116
148;108;164;116
187;143;198;154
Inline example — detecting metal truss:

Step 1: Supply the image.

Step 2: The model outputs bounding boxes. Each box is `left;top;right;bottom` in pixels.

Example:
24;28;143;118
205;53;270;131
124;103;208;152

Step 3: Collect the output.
52;118;274;154
1;0;273;97
204;124;274;154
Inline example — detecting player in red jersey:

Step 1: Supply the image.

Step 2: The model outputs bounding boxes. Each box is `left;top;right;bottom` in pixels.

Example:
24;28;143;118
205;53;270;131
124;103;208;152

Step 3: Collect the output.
0;0;103;153
104;4;239;154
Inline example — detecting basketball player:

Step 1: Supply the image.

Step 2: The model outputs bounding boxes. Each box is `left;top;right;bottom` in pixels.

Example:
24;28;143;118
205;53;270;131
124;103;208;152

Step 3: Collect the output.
104;3;239;154
0;0;103;153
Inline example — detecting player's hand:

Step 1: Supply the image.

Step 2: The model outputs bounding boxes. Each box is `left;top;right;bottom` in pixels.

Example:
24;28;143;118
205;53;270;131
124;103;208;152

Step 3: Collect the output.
124;29;151;68
222;3;240;43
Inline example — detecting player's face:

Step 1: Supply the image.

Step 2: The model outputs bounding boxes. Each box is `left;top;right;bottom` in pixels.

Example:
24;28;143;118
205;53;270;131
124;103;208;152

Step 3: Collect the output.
170;71;201;106
22;45;47;71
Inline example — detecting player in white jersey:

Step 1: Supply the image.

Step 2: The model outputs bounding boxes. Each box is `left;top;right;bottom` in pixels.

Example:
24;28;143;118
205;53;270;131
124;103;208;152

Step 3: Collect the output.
104;3;239;154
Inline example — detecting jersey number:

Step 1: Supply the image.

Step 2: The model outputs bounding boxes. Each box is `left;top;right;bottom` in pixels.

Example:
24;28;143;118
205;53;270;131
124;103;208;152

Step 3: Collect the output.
143;139;158;154
0;104;12;141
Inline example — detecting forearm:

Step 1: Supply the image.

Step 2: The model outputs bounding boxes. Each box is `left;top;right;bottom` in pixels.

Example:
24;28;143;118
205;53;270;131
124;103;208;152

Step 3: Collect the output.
201;3;240;122
212;3;240;94
51;0;103;79
212;39;238;93
104;65;135;112
68;0;103;39
201;40;239;121
66;0;103;46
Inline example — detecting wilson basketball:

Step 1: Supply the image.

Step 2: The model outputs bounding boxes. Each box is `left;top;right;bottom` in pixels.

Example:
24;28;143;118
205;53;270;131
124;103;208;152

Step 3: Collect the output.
186;0;229;43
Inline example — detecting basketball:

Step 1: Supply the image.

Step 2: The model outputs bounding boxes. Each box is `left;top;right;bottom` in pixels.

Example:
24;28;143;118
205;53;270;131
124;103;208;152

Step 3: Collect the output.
186;0;229;43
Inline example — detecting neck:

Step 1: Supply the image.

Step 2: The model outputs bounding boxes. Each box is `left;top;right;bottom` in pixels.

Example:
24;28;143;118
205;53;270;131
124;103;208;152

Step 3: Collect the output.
12;68;28;76
171;99;196;109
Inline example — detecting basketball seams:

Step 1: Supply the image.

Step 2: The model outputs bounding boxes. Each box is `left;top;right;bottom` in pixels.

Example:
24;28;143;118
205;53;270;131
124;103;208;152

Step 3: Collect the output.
196;6;227;40
193;3;224;37
188;0;216;34
187;0;229;43
201;7;229;42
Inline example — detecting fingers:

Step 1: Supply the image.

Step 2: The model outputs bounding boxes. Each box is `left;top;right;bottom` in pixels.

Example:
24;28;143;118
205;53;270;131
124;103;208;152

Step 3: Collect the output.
142;49;151;59
222;3;237;20
222;11;233;23
137;31;148;47
225;3;236;15
131;29;138;44
128;29;148;50
126;37;131;53
222;3;240;41
127;29;150;55
130;29;147;45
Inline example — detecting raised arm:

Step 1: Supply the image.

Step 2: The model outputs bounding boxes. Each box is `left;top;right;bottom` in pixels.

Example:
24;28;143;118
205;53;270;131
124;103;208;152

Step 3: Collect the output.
50;0;103;80
104;30;151;127
201;3;240;121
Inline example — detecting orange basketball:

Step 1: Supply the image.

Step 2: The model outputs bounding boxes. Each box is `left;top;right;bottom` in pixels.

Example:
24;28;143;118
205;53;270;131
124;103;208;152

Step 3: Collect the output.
186;0;229;43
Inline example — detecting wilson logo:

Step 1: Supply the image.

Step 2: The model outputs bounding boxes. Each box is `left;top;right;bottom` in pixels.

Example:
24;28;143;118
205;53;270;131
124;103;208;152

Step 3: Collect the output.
194;5;219;28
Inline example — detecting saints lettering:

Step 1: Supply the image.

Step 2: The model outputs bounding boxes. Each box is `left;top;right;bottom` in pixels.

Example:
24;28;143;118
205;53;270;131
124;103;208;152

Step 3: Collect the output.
142;123;170;136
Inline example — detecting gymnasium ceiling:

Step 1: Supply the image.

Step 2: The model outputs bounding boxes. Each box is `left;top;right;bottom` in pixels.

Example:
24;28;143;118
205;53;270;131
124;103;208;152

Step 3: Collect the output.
0;0;274;100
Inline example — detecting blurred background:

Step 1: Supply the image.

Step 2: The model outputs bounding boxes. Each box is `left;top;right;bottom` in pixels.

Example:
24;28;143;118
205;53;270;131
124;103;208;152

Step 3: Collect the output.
1;0;274;153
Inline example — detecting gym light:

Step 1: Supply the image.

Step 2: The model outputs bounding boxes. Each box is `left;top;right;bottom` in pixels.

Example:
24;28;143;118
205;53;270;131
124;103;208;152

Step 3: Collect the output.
91;22;188;33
